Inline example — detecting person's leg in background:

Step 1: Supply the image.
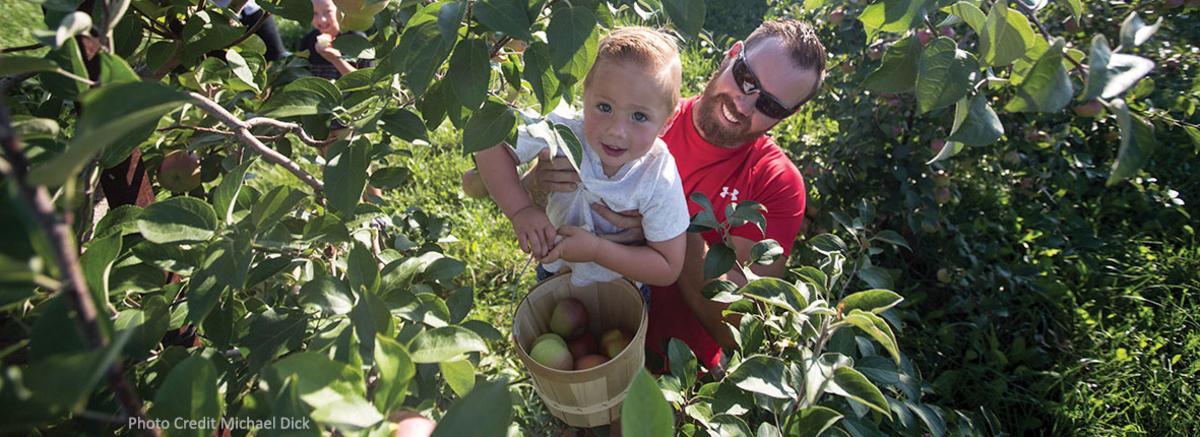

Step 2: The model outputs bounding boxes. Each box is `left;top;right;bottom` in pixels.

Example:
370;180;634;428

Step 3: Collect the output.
239;8;287;61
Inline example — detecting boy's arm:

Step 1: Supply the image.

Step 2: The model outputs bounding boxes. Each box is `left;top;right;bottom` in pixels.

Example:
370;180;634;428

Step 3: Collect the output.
475;145;531;218
549;227;685;287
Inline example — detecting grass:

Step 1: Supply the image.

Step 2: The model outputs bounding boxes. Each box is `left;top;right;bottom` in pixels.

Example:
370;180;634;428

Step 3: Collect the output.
0;0;44;54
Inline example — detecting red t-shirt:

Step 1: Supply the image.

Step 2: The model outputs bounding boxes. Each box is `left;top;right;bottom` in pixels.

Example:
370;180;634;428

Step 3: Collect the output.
646;96;807;372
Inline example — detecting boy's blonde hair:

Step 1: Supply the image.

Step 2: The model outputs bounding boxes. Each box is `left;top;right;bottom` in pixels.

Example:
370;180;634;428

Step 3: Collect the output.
583;26;683;113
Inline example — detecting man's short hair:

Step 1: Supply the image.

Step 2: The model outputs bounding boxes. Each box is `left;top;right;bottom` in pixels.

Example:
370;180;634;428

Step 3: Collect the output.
743;19;827;105
583;26;683;112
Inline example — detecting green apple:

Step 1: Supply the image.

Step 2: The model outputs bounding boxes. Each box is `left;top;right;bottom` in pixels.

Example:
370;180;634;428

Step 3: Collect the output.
333;0;391;32
158;150;202;193
530;333;573;370
549;298;589;338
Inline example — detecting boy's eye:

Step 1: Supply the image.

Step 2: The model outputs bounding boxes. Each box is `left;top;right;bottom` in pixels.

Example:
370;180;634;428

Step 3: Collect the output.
632;112;648;122
596;103;612;113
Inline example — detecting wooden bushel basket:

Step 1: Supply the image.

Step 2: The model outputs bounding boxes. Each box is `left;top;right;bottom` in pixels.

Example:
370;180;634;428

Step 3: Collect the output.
512;273;648;428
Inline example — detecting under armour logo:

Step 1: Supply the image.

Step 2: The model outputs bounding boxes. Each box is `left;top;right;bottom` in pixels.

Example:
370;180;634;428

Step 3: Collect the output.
719;186;740;202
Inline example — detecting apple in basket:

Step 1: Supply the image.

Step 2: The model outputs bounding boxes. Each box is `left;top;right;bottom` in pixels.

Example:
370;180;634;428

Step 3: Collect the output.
600;329;633;359
574;354;609;370
549;298;589;338
530;333;574;370
567;331;598;358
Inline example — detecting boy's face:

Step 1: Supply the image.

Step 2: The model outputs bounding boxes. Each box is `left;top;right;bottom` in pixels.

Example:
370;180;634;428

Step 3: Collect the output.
582;60;677;176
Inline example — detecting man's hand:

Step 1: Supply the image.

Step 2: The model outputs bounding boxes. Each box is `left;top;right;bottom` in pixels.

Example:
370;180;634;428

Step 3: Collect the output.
511;206;557;259
542;225;601;264
590;203;645;244
311;0;340;36
528;149;581;194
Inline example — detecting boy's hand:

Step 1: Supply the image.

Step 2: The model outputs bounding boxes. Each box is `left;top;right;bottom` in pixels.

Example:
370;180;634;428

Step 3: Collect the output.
314;34;343;62
542;225;601;264
511;206;556;258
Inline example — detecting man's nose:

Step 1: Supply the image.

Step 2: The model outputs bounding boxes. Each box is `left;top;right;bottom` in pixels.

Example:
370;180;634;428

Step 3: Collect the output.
733;92;756;118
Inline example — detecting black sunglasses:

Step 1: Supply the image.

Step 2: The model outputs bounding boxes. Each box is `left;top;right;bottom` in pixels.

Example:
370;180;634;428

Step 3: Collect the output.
731;49;802;119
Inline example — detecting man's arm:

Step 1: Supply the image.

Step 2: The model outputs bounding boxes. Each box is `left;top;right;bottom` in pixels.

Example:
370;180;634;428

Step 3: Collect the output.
676;233;789;350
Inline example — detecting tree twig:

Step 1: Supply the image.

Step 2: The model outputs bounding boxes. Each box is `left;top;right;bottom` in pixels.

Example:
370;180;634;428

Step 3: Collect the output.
1;43;45;54
245;117;338;147
187;92;326;194
0;102;159;437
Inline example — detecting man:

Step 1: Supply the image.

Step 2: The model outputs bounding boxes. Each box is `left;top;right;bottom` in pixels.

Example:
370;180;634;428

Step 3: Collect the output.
472;19;826;372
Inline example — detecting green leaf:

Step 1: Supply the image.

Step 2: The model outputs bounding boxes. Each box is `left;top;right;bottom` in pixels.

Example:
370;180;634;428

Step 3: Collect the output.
840;289;903;314
243;309;310;372
859;0;930;40
1185;126;1200;154
808;233;847;254
668;338;698;389
701;279;741;303
863;35;921;94
916;37;978;114
703;242;736;281
1004;38;1072;113
742;277;807;312
946;94;1003;146
1081;35;1155;101
857;265;893;290
409;326;488;363
942;2;986;34
870;229;911;251
301;276;355;315
750;240;784;265
0;56;60;75
149;354;223;437
374;334;417;414
370;166;411;190
390;5;456;97
448;38;492;110
1118;12;1161;49
225;49;259;92
829;366;891;417
34;11;91;49
250;186;306;231
186;233;252;323
270;352;383;429
726;355;797;399
114;295;170;359
662;0;705;40
431;378;513;437
381;108;429;143
325;139;371;216
522;41;562;114
28;82;187;186
213;160;252;225
80;234;121;307
463;99;518;153
622;370;675;437
979;0;1037;67
348;242;381;295
842;310;902;363
23;327;133;415
547;6;599;86
786;406;844;437
473;0;533;41
39;37;88;100
709;414;753;436
1061;0;1082;22
1106;99;1157;186
136;197;219;244
440;358;477;397
259;76;342;118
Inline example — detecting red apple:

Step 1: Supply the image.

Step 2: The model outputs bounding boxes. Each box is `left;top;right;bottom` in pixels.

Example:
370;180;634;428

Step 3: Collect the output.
461;168;488;199
392;411;435;437
1062;16;1081;33
934;187;952;205
829;9;845;25
916;29;933;46
940;26;956;38
600;329;632;359
530;333;573;370
1073;100;1103;118
567;332;597;358
158;150;202;193
549;298;589;338
930;138;946;154
574;354;609;370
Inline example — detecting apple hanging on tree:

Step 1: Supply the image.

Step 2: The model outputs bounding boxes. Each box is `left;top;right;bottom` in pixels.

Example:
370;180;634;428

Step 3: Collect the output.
158;150;202;193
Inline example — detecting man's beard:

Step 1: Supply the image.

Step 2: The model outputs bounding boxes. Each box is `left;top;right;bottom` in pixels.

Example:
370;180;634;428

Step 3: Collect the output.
693;62;771;148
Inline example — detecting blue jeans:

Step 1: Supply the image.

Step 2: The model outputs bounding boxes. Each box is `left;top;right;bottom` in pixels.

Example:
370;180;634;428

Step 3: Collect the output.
536;265;651;304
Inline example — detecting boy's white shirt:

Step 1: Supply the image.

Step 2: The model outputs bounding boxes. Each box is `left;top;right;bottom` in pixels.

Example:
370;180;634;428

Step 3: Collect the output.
509;105;689;287
210;0;261;14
